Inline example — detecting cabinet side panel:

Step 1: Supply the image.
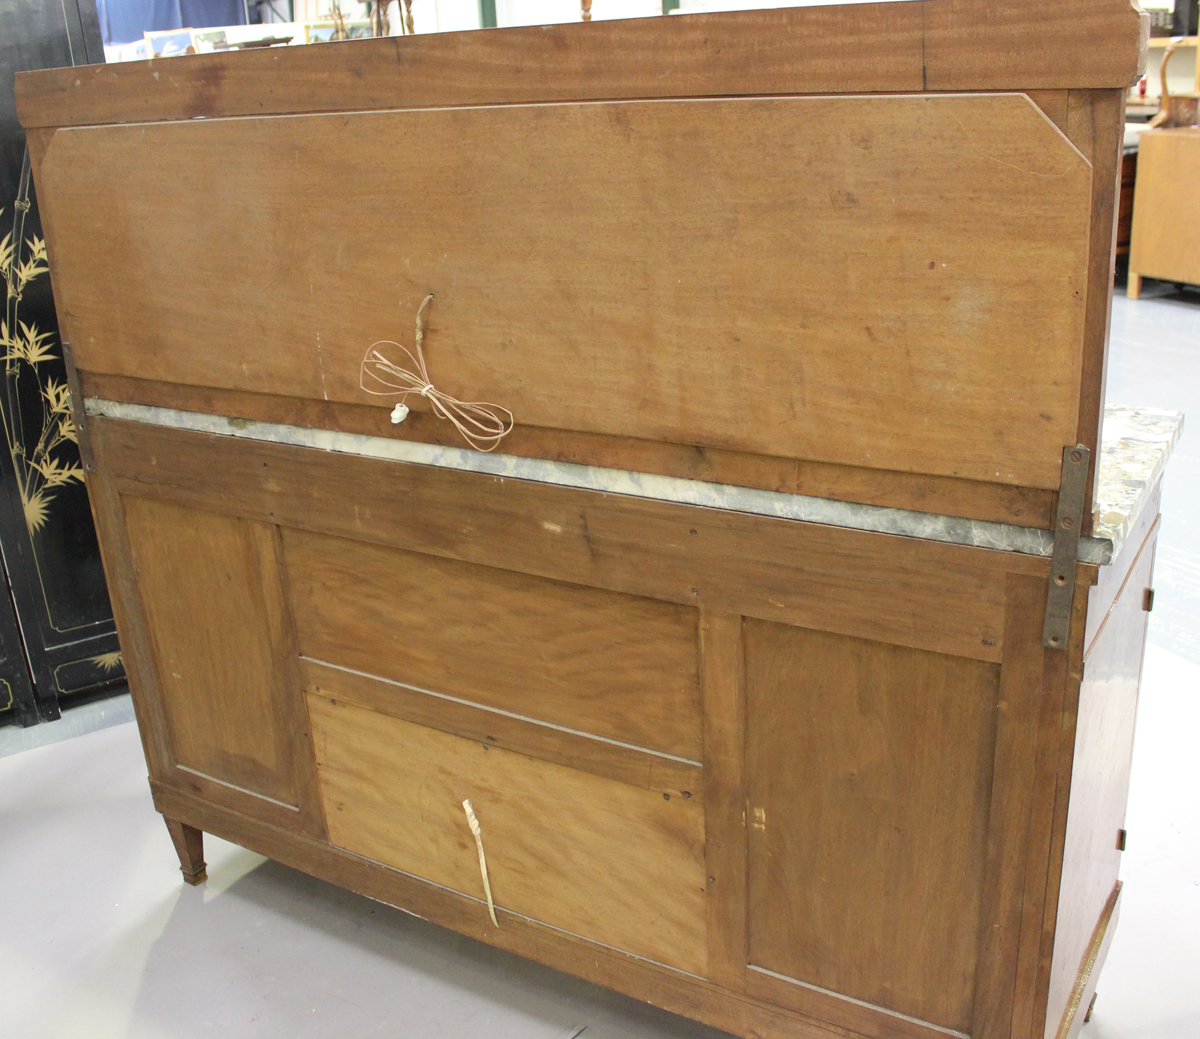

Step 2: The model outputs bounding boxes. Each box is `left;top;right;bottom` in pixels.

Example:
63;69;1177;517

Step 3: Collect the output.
1044;532;1156;1038
124;496;299;805
745;621;1000;1033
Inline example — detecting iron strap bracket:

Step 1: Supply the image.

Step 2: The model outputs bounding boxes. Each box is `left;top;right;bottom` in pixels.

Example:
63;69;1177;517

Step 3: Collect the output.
1043;444;1091;650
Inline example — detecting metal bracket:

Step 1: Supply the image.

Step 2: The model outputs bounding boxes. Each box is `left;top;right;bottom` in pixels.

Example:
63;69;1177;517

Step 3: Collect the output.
1043;444;1090;650
61;341;94;474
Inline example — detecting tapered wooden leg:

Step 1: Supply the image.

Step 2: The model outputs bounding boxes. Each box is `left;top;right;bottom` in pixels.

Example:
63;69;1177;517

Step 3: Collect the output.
1128;270;1142;299
165;817;207;885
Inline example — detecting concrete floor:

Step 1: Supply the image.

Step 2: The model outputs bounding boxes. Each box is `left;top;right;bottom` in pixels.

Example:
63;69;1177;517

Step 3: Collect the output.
1;284;1196;1039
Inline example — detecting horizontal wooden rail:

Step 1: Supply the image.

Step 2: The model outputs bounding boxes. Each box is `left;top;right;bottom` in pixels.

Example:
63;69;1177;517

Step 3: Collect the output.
16;0;1147;129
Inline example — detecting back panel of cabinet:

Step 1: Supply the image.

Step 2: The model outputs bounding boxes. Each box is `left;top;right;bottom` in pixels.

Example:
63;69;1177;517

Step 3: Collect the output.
40;93;1091;492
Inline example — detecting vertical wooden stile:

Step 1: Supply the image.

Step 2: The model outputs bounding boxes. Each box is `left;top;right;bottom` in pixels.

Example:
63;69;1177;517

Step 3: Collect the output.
1066;88;1127;533
83;466;175;781
266;522;329;841
972;574;1051;1039
1014;576;1094;1039
701;610;747;992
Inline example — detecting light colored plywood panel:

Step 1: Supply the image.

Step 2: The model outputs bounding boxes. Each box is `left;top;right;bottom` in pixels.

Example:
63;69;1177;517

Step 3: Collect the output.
46;93;1092;488
744;621;1000;1033
285;528;702;760
308;695;708;976
123;497;298;806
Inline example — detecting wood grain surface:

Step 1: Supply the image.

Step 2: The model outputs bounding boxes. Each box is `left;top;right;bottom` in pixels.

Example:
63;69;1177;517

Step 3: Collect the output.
308;695;709;975
14;0;1147;130
970;574;1053;1039
79;372;1059;529
152;780;905;1039
285;527;702;760
1130;128;1200;289
44;94;1092;489
1044;533;1155;1037
91;418;1035;662
700;611;748;992
744;621;1000;1033
300;658;702;799
1065;88;1127;530
123;497;301;806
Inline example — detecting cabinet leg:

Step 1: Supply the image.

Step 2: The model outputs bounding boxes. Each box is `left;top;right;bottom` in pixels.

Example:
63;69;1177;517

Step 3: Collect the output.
1128;271;1142;299
164;817;207;885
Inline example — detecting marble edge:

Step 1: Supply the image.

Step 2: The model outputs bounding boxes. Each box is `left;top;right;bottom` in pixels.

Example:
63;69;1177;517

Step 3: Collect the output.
1094;404;1185;556
84;398;1113;566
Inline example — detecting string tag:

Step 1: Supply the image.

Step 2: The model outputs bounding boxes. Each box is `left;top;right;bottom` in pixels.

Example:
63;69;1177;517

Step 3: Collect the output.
462;798;499;927
361;294;514;452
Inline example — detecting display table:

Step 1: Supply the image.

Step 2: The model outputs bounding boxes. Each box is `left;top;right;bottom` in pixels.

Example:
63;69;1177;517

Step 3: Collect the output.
16;3;1166;1038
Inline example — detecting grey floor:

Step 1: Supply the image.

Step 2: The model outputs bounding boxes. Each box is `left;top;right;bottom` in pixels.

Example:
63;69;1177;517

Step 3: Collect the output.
1;284;1197;1039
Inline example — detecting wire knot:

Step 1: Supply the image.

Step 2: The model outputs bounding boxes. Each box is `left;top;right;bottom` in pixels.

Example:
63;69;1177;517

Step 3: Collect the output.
360;294;514;452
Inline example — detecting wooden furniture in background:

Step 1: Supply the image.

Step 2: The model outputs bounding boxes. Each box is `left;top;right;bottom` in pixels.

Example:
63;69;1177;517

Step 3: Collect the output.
17;4;1156;1039
1117;149;1137;257
1129;127;1200;296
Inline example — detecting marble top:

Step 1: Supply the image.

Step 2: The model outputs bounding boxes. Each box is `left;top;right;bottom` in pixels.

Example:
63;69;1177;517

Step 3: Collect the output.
1093;404;1184;553
85;399;1183;568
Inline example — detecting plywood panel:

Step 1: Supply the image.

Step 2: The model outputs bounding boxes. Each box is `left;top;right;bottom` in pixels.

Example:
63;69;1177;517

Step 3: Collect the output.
123;497;298;805
308;695;708;975
45;93;1092;489
745;621;1000;1033
285;528;702;760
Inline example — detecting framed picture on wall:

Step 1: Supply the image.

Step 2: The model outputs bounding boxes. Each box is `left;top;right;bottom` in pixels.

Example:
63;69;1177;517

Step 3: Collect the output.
145;29;196;56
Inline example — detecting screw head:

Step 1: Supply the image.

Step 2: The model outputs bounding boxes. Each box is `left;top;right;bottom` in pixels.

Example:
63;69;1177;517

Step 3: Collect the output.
1070;449;1083;463
1061;515;1074;529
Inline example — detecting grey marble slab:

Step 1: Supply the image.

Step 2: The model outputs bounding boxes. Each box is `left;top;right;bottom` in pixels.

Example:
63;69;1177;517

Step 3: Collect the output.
85;399;1182;567
1095;404;1185;555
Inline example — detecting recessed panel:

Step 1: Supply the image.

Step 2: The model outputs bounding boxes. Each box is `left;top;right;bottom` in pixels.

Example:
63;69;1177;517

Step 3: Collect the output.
745;620;1000;1032
42;93;1091;489
124;497;297;804
284;528;702;759
309;695;708;975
